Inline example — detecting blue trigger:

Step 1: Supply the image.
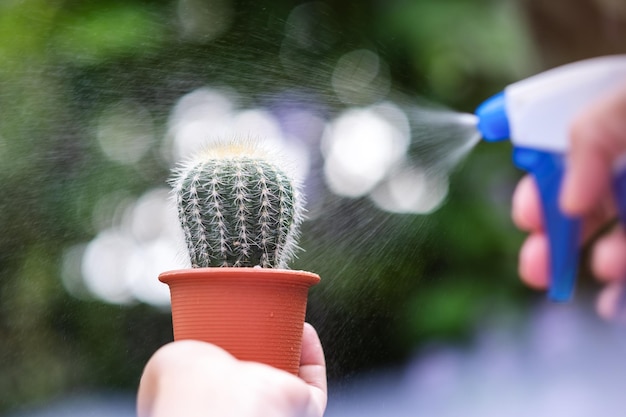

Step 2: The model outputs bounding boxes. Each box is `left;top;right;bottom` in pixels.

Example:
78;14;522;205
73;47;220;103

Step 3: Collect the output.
513;148;582;302
613;166;626;225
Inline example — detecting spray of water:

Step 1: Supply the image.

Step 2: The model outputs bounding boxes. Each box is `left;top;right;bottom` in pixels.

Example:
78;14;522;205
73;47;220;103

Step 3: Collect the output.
374;105;481;214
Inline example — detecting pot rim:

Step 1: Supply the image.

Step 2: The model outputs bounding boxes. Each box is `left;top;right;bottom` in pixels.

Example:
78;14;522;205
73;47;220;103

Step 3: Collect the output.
159;267;320;286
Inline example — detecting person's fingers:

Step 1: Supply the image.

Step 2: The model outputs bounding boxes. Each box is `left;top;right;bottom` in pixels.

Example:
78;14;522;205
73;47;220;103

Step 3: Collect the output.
137;341;236;417
561;83;626;216
512;175;543;232
512;176;549;290
518;233;549;289
515;173;612;237
138;331;327;417
299;323;327;417
596;282;626;321
514;173;616;237
592;226;626;282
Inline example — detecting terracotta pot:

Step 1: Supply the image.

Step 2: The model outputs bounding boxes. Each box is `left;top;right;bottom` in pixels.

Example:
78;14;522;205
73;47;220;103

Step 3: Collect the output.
159;268;320;375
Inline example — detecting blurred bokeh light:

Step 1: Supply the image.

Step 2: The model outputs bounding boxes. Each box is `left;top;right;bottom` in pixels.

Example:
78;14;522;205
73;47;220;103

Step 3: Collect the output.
322;103;408;198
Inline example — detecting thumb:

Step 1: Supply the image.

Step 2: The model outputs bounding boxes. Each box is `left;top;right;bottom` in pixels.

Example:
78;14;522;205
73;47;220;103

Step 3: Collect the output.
298;323;327;416
561;82;626;216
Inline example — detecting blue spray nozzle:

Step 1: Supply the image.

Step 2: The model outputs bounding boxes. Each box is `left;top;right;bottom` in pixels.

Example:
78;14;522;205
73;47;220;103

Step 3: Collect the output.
475;92;510;142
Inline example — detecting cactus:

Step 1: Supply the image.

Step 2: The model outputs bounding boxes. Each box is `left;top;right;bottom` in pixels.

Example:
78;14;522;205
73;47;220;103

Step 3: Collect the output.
170;141;304;269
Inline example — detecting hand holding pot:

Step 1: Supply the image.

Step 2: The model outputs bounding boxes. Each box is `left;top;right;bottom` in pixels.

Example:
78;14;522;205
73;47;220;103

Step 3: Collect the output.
137;323;327;417
512;83;626;318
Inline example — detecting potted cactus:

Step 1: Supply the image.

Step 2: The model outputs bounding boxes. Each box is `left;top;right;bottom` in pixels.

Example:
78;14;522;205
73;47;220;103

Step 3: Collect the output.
159;141;320;375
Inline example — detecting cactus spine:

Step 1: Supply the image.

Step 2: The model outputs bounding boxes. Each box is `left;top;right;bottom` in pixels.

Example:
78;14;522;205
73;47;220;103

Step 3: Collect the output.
171;142;304;269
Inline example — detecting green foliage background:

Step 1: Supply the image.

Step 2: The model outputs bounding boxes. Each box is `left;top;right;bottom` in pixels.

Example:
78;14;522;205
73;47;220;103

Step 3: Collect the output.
0;0;543;412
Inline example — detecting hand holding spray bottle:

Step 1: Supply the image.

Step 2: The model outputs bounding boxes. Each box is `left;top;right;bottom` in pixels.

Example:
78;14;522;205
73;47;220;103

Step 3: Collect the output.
475;55;626;302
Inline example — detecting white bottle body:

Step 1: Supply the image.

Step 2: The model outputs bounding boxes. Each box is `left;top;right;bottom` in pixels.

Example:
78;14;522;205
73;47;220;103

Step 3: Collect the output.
506;55;626;153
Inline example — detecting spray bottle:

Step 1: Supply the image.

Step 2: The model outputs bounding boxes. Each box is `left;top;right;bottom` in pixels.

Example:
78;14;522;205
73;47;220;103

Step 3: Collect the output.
475;55;626;302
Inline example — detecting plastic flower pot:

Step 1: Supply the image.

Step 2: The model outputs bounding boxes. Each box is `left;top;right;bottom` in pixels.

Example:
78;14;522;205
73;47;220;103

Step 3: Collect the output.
159;267;320;375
